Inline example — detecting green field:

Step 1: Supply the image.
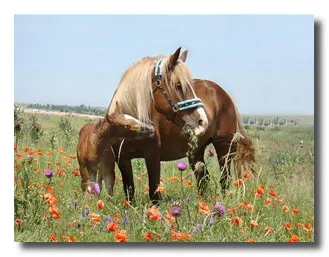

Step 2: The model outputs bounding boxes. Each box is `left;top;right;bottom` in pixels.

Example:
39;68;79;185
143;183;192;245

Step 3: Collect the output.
14;110;314;242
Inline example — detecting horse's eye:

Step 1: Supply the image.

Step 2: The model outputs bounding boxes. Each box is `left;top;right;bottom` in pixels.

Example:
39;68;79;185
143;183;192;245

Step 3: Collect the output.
176;82;182;89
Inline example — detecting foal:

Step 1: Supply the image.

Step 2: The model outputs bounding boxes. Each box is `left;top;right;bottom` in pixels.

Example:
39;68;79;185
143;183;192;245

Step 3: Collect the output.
77;102;154;196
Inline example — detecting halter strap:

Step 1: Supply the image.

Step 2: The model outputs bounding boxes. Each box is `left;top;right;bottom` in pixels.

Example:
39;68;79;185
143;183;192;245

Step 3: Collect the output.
153;57;204;113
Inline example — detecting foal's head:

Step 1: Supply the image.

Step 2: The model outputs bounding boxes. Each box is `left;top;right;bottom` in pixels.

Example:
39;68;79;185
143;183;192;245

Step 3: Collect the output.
106;102;154;138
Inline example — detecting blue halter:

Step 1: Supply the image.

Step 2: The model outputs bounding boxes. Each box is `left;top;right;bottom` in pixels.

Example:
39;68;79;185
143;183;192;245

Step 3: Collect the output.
154;58;204;112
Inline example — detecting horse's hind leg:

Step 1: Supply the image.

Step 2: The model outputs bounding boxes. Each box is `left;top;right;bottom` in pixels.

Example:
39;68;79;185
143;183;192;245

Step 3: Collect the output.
212;136;237;193
188;146;209;195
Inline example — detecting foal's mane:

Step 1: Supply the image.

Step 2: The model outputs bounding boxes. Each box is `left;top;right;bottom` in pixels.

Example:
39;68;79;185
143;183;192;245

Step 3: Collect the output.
108;54;193;125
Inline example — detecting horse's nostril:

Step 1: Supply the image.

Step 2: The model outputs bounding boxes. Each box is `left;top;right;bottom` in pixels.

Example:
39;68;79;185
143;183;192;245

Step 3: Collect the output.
198;119;204;127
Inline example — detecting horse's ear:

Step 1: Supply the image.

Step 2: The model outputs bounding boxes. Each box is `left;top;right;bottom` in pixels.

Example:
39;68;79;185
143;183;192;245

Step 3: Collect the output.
113;101;122;114
168;47;182;70
179;50;188;62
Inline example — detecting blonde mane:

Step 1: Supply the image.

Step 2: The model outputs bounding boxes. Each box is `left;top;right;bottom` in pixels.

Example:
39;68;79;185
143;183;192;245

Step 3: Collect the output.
108;55;194;125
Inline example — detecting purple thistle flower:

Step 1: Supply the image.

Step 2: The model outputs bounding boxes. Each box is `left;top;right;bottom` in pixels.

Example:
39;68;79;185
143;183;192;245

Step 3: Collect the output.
87;183;100;195
72;200;77;209
213;202;226;217
208;148;215;157
44;169;53;178
170;203;182;217
26;154;34;164
177;161;187;171
274;160;279;166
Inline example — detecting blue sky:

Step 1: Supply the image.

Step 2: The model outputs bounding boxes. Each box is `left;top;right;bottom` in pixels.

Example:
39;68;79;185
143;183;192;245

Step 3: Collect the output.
14;15;313;115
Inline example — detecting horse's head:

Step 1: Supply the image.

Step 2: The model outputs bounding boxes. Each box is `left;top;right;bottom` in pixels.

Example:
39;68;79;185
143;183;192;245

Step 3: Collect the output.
152;47;208;136
107;102;155;138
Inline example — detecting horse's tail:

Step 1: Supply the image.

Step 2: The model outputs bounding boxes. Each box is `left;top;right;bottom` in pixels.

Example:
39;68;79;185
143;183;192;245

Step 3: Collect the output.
230;99;260;178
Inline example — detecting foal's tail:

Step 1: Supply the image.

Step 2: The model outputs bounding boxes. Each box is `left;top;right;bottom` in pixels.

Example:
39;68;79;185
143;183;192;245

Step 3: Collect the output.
230;102;261;178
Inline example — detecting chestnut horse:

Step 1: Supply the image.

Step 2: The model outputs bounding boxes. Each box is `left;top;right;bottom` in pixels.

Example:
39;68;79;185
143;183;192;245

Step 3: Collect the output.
106;47;208;203
112;55;257;203
77;102;154;197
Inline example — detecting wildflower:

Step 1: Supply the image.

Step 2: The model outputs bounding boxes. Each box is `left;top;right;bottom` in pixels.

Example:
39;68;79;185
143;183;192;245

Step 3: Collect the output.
170;202;182;217
282;205;289;212
44;193;57;206
273;160;279;166
144;232;154;241
113;214;120;222
114;230;127;242
89;213;101;223
265;198;272;206
147;206;161;221
213;202;225;217
243;171;250;179
26;154;34;164
297;223;304;229
234;179;244;187
269;190;277;197
231;216;243;227
44;169;53;178
107;222;119;232
245;239;256;242
69;154;76;159
185;181;192;187
304;224;313;231
165;212;176;223
288;234;299;242
199;202;210;214
15;219;23;226
171;231;192;241
46;151;53;156
87;183;100;195
255;185;265;197
264;226;273;233
49;205;60;220
62;235;68;241
208;148;215;157
69;236;77;242
123;200;131;206
282;222;293;230
48;235;58;242
249;220;258;227
194;161;205;173
177;161;187;171
228;207;238;214
292;208;299;214
97;200;104;210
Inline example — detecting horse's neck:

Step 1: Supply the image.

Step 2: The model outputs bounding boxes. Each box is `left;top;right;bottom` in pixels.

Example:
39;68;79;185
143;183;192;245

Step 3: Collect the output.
94;120;117;148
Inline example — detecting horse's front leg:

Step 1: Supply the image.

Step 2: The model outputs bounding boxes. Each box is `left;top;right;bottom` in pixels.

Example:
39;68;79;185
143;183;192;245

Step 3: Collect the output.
117;158;135;203
145;150;161;204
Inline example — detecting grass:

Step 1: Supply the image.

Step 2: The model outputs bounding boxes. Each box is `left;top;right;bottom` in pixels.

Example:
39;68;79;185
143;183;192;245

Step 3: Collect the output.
14;112;314;243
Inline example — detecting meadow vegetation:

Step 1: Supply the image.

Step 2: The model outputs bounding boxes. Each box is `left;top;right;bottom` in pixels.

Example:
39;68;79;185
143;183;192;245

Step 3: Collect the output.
14;107;314;243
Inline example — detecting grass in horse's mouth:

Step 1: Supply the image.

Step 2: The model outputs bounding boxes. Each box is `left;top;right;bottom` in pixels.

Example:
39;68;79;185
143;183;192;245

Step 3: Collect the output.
183;125;198;160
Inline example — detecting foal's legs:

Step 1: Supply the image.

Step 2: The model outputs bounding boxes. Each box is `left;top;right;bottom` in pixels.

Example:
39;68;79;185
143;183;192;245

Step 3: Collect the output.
79;163;90;192
212;136;237;192
188;146;209;195
99;148;116;197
